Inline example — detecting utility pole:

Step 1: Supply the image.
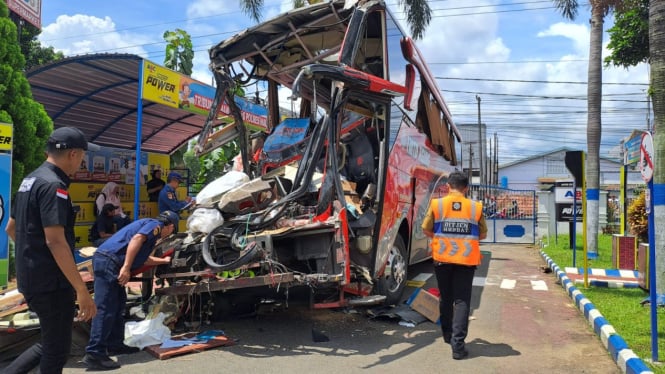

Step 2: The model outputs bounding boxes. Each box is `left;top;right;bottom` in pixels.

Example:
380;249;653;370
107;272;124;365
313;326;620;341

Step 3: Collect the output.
468;144;473;183
487;138;494;186
494;132;499;186
476;95;484;186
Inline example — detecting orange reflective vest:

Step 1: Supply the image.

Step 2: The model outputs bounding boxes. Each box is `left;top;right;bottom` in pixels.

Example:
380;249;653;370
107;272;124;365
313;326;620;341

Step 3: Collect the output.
430;193;482;266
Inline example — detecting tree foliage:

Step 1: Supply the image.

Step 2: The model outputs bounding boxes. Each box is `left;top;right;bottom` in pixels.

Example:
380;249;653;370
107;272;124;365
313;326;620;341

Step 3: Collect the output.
1;3;53;194
628;189;648;242
605;0;649;68
14;20;65;71
163;29;193;76
239;0;432;39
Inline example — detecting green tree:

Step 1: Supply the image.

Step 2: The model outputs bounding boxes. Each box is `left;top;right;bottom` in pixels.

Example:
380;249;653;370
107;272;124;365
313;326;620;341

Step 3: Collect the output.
163;29;193;76
552;0;623;258
0;2;53;194
239;0;432;39
10;19;65;71
163;28;194;172
605;0;649;68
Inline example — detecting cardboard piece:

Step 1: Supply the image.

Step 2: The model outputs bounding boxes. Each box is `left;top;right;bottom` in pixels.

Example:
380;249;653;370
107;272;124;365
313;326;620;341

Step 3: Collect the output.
144;334;235;360
406;288;440;324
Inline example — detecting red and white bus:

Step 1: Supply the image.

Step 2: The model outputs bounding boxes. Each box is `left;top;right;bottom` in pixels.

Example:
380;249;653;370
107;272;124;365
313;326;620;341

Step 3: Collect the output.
157;0;462;309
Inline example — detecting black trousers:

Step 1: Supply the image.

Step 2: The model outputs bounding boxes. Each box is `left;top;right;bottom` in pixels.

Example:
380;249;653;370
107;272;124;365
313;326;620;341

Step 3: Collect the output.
434;262;475;352
3;287;76;374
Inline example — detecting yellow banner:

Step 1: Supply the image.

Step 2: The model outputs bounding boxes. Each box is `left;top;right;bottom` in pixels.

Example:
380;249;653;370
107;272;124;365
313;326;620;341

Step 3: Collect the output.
0;123;13;151
142;60;180;108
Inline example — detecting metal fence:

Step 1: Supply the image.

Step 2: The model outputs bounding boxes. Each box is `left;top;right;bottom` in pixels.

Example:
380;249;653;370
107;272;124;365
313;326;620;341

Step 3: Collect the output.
469;184;536;244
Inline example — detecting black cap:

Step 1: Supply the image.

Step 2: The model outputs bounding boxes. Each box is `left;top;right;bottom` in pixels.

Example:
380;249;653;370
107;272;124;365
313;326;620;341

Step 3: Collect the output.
48;127;100;152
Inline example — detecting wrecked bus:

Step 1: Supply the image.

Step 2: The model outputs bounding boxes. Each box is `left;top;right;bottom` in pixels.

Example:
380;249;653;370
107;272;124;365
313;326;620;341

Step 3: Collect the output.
153;0;461;312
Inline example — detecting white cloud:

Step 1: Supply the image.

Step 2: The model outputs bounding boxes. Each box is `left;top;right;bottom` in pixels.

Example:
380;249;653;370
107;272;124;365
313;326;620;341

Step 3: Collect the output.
537;22;589;56
39;14;151;57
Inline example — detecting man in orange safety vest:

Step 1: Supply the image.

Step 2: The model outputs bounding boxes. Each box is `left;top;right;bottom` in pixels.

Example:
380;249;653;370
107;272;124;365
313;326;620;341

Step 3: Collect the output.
422;171;487;360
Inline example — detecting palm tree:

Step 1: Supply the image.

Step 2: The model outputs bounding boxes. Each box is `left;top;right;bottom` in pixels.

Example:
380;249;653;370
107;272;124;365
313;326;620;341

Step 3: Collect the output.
239;0;432;40
649;0;665;298
552;0;621;258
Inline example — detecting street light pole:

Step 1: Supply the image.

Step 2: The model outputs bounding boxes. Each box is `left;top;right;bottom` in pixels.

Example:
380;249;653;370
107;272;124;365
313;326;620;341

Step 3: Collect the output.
476;95;484;185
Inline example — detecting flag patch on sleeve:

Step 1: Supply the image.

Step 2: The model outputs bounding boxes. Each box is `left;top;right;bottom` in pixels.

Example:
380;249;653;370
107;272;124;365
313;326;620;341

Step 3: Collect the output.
56;188;69;200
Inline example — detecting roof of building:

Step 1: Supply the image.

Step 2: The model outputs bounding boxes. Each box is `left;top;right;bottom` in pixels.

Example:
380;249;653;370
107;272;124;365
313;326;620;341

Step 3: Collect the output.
27;53;209;155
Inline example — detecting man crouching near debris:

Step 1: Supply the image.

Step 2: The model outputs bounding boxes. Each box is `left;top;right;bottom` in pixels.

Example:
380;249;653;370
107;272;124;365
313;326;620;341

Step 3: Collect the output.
83;210;178;371
421;171;487;360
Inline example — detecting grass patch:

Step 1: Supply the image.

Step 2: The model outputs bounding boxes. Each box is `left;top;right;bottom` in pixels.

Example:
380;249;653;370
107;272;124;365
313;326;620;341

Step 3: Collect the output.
542;234;665;373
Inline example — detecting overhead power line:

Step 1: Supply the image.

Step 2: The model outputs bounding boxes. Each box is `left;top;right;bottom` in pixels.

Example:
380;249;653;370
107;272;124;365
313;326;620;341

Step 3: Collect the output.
436;76;648;86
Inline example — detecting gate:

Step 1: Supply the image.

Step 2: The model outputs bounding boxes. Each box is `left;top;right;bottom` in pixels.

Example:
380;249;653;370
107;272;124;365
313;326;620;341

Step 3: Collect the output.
469;185;536;244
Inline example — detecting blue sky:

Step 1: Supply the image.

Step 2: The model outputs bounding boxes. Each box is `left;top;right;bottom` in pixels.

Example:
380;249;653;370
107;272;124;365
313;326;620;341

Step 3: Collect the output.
35;0;650;164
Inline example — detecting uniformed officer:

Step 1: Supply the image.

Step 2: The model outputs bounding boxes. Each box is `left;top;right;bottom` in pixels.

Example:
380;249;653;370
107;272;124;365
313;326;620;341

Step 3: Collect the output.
158;171;194;213
421;171;487;360
82;210;177;371
4;127;99;374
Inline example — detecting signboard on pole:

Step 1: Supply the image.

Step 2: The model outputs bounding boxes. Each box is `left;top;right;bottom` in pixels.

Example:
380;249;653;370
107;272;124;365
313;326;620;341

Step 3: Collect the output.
0;123;13;287
6;0;42;29
640;131;654;183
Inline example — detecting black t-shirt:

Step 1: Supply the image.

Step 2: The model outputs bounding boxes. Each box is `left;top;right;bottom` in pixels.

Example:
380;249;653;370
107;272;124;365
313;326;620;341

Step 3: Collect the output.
146;178;166;202
11;162;77;295
91;214;115;241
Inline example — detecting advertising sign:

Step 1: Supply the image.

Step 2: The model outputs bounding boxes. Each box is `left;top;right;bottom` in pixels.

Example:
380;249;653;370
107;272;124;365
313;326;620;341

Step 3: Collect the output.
556;203;583;222
141;60;268;130
0;122;13;286
73;145;149;184
6;0;42;29
624;131;643;166
554;180;582;204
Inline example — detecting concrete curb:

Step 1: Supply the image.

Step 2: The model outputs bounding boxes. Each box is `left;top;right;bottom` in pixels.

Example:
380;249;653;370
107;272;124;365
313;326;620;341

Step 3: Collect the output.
540;251;654;374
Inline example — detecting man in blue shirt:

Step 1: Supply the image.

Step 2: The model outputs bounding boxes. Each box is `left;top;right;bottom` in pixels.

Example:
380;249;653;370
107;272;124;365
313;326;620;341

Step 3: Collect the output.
82;211;178;370
158;172;194;213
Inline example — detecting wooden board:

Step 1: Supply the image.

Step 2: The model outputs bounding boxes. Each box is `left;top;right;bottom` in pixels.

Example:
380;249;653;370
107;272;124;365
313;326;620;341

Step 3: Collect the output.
144;335;235;360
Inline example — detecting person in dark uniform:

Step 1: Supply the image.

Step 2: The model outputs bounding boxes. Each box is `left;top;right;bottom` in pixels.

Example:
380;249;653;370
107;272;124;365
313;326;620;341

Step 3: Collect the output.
146;169;165;202
4;127;99;374
422;171;487;360
82;211;177;371
158;171;194;213
90;203;118;247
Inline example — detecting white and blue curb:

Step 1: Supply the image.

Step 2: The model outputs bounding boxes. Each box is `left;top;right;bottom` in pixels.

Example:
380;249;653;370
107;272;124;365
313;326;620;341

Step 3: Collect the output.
541;251;654;374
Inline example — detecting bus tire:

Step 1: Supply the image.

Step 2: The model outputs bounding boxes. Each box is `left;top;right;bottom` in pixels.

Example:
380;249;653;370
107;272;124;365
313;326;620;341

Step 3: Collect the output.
375;235;408;306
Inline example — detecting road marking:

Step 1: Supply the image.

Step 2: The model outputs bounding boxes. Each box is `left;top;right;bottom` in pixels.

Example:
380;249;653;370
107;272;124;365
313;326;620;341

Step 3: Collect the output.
500;279;516;289
473;277;486;286
530;280;548;291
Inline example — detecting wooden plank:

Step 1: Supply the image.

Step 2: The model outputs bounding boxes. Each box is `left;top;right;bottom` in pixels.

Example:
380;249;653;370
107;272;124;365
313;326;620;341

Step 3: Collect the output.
144;335;235;360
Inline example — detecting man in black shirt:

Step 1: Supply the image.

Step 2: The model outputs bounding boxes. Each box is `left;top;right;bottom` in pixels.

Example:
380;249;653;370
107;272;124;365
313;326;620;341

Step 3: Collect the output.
146;169;165;202
4;127;99;374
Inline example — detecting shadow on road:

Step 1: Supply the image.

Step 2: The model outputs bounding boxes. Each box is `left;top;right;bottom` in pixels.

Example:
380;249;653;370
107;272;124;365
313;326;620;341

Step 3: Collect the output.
466;338;521;358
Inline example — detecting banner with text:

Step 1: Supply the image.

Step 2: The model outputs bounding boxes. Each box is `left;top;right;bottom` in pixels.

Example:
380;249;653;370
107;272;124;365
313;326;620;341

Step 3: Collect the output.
141;60;268;131
0;122;13;286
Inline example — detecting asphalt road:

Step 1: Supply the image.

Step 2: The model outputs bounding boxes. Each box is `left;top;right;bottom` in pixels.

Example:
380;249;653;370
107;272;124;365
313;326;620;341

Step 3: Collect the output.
3;243;621;374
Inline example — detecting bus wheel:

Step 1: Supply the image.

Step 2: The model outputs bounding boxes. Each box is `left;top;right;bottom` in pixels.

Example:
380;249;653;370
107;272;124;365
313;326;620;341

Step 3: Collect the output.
376;235;407;305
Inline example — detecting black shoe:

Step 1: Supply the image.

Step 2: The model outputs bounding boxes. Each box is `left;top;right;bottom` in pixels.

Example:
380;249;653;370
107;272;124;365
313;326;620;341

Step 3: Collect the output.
443;333;452;344
108;344;141;355
452;348;469;360
82;353;121;370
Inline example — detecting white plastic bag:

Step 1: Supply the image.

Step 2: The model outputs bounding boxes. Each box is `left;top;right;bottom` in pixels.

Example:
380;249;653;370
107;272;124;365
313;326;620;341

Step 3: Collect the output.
124;312;171;349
